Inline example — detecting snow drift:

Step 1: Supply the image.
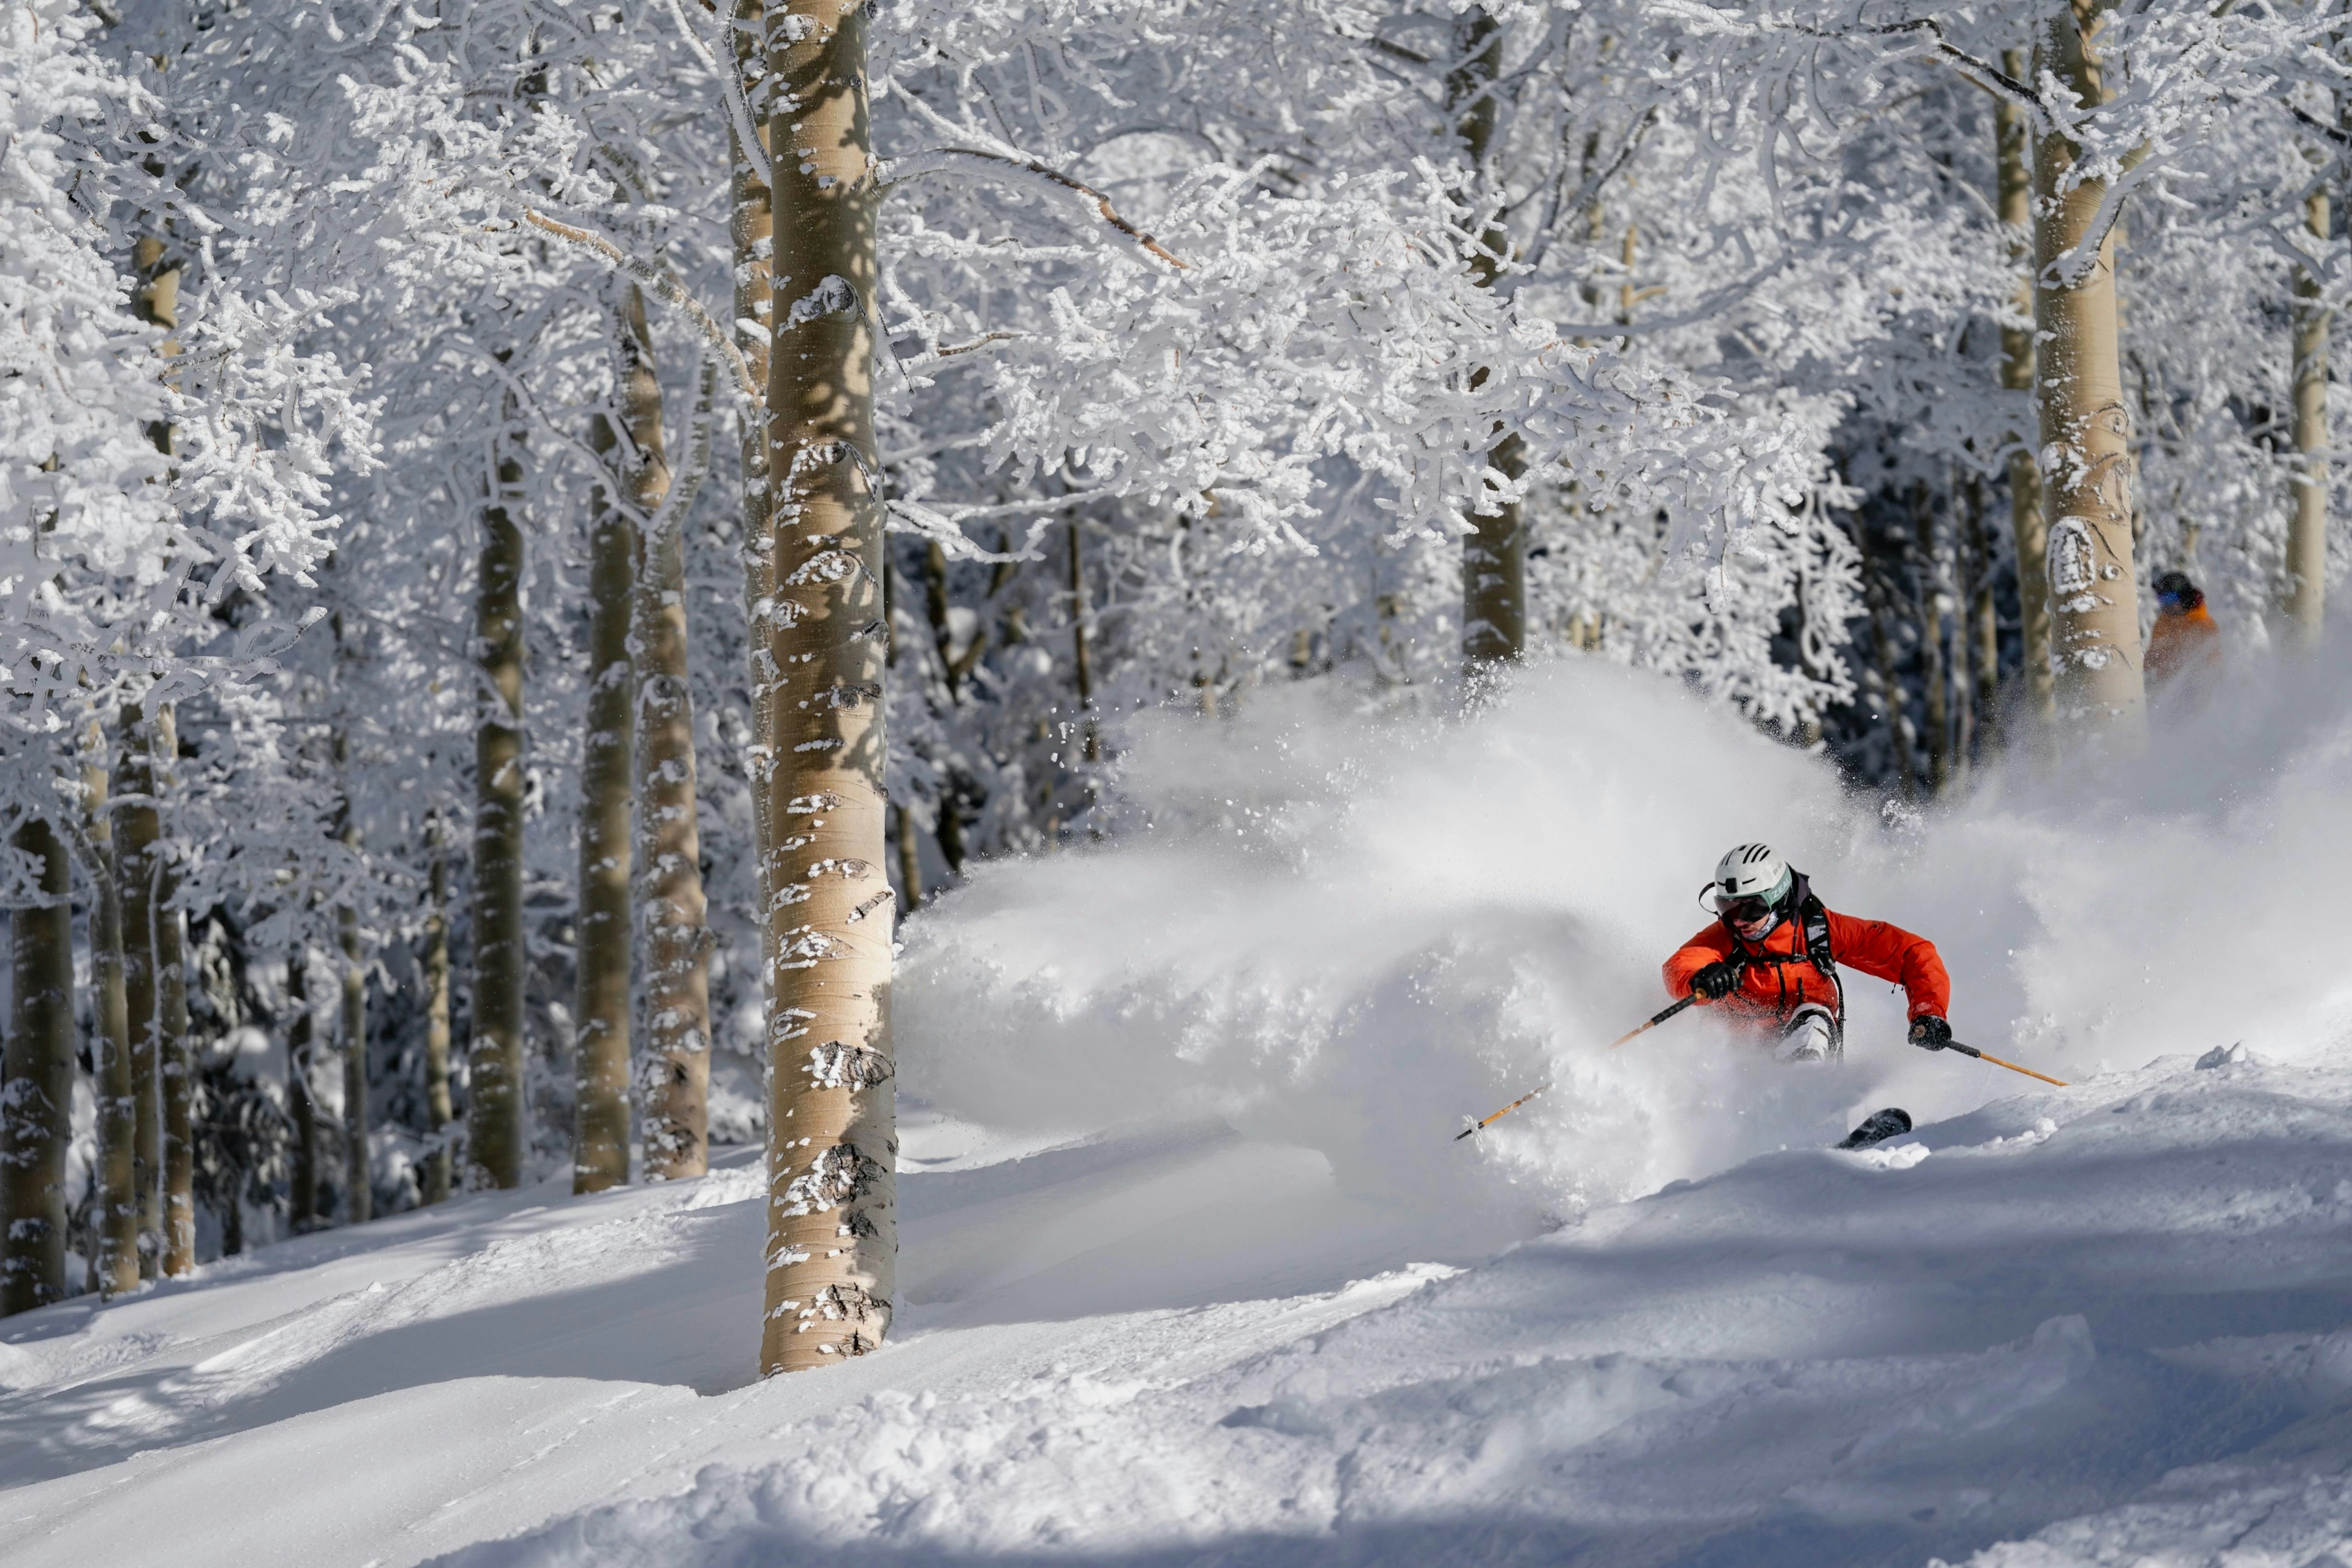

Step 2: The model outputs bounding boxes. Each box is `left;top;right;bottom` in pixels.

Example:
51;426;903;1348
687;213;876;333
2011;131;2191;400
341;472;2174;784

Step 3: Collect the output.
11;646;2352;1568
899;647;2352;1226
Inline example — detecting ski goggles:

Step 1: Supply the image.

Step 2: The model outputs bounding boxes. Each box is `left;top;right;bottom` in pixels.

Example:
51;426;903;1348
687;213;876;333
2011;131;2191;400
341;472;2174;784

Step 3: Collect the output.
1713;892;1777;924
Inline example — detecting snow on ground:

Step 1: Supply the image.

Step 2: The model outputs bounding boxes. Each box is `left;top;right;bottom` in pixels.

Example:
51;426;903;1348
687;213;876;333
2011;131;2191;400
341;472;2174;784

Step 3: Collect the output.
9;658;2352;1566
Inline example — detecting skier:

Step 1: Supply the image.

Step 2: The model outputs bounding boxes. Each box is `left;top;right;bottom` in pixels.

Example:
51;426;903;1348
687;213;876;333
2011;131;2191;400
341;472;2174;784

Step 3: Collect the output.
2145;570;2221;690
1663;843;1952;1066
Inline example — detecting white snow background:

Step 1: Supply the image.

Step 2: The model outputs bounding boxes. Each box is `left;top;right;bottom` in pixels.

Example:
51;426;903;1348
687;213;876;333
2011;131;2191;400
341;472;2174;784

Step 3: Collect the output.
8;653;2352;1567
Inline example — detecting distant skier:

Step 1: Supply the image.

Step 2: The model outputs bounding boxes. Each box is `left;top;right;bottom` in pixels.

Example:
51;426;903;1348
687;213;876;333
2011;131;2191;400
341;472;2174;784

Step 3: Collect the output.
1663;843;1953;1064
2145;570;2221;690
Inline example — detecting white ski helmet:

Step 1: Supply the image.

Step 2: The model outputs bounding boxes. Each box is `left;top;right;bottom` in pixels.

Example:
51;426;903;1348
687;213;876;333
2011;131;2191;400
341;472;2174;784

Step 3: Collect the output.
1714;842;1793;907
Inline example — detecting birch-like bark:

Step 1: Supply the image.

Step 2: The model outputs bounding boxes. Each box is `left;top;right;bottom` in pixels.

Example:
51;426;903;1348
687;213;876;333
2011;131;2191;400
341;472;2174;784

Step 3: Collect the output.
1;818;74;1316
287;948;317;1229
2289;184;2331;644
2033;7;2146;732
1451;6;1526;669
420;843;454;1206
153;704;192;1273
1996;51;2054;725
115;700;162;1273
734;0;780;1139
83;725;138;1296
573;414;636;1197
469;448;529;1190
622;288;715;1184
759;0;896;1373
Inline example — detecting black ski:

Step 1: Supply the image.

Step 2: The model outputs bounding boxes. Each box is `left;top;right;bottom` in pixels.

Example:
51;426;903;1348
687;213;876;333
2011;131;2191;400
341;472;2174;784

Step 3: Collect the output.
1836;1107;1912;1150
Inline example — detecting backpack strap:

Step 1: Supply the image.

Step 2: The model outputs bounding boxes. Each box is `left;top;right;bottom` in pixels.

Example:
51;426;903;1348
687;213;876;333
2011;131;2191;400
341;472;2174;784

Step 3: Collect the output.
1789;873;1845;1022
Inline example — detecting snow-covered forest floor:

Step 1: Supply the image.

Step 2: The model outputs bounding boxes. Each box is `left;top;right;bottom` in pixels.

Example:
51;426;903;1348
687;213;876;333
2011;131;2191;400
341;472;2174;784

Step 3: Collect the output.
10;662;2352;1568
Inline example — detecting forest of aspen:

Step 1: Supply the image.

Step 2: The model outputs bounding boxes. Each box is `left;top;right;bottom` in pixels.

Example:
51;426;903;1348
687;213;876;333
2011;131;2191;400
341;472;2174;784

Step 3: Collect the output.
9;2;2352;1563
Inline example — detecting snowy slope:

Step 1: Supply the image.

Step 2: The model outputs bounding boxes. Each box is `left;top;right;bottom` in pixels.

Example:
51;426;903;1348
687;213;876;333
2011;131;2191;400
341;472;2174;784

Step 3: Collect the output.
12;661;2352;1567
12;1049;2352;1567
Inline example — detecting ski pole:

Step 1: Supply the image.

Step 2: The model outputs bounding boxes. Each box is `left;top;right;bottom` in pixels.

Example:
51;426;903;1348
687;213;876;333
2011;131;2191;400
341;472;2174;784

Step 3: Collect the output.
1455;994;1699;1140
1946;1039;2068;1088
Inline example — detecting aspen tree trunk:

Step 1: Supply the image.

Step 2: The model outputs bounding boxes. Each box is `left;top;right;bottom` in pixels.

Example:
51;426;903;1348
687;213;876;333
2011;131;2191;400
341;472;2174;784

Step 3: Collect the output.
622;293;715;1185
2288;184;2331;644
733;0;780;1134
1450;6;1526;669
83;726;139;1296
759;0;896;1373
115;701;162;1273
1996;53;2054;724
894;804;922;914
1913;493;1951;794
2;818;74;1316
337;886;368;1226
133;235;180;458
469;450;529;1191
573;414;636;1197
2033;6;2147;732
1866;568;1918;798
1962;475;2002;755
1067;520;1101;764
419;845;453;1206
153;704;192;1273
287;950;317;1229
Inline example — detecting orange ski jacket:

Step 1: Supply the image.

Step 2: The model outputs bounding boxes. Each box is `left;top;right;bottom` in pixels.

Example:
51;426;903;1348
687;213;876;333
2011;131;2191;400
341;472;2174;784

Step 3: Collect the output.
2146;602;2220;687
1664;904;1950;1027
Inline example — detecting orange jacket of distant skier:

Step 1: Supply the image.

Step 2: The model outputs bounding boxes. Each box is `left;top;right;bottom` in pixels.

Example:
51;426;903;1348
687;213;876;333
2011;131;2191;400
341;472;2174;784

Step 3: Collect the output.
1663;909;1950;1025
2146;603;2220;687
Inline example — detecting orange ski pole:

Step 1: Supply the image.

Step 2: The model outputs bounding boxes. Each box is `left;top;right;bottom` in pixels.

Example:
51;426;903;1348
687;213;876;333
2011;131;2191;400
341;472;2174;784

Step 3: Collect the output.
1455;995;1698;1140
1946;1039;2068;1088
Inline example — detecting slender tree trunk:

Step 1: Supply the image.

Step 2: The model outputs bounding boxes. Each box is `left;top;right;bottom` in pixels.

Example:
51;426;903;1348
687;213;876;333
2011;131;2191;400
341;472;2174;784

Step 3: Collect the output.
574;415;637;1197
2;818;74;1316
894;804;922;915
1913;491;1951;794
921;540;974;880
469;447;529;1191
2289;185;2331;644
154;704;192;1273
419;843;453;1206
621;290;715;1186
133;234;180;459
2033;7;2147;733
287;949;317;1230
115;701;162;1274
1867;567;1918;799
1067;519;1101;764
1961;475;2001;757
83;726;138;1296
759;0;896;1373
733;0;780;1166
1996;53;2054;726
337;888;368;1225
1450;6;1525;671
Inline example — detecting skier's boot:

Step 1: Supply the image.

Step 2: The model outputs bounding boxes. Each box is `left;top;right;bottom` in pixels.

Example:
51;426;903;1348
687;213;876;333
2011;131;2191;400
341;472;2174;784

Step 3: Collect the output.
1775;1003;1843;1065
1837;1107;1913;1150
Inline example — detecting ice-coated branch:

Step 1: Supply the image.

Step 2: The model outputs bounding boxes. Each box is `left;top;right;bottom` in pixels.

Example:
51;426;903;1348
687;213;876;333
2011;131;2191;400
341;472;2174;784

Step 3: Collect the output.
521;210;761;405
881;149;1189;270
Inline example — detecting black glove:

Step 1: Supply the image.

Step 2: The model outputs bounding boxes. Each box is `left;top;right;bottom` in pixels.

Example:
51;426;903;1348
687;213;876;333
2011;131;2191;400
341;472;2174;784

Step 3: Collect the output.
1691;961;1740;1001
1909;1015;1953;1051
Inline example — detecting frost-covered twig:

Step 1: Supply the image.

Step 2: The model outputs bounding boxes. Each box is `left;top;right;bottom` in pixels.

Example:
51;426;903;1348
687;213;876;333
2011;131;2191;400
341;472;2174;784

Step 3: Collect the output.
521;210;761;404
883;149;1189;271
